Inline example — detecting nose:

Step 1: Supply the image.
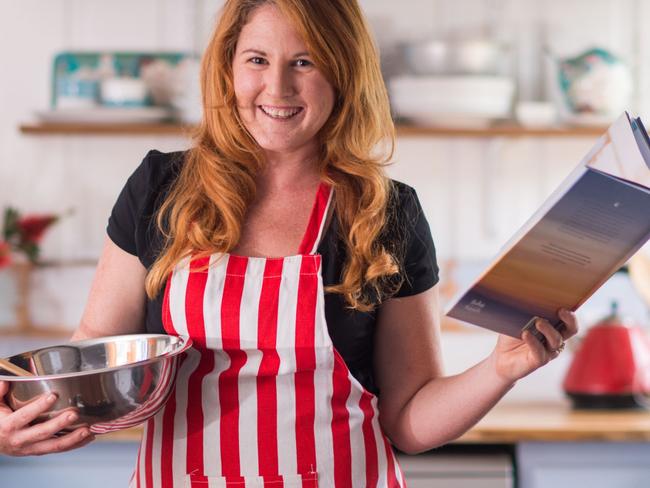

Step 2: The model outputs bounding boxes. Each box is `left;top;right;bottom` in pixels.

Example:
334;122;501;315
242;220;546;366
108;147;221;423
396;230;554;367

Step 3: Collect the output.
265;64;296;98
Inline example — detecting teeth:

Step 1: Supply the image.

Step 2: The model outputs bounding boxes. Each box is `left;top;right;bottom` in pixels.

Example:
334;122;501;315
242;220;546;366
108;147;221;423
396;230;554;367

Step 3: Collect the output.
260;106;302;119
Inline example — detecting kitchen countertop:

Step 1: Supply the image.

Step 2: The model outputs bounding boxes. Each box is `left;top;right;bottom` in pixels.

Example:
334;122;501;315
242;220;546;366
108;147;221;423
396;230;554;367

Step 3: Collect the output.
98;400;650;444
456;400;650;443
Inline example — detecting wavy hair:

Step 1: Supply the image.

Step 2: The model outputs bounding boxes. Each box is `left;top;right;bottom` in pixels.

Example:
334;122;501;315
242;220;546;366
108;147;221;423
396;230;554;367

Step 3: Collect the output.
145;0;402;311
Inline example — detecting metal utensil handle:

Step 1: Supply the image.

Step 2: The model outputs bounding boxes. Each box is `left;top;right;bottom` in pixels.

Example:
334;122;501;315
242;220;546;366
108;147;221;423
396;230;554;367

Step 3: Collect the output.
0;358;34;377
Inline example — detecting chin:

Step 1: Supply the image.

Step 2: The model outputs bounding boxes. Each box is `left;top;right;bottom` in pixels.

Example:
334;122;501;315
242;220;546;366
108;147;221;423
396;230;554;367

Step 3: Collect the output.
259;143;302;154
255;136;311;155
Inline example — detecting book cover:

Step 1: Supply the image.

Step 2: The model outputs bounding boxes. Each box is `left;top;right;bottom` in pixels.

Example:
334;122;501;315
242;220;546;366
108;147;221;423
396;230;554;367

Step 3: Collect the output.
445;112;650;338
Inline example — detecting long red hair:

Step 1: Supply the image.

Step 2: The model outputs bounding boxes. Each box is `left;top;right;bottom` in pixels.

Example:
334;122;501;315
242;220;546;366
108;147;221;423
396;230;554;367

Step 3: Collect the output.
146;0;401;311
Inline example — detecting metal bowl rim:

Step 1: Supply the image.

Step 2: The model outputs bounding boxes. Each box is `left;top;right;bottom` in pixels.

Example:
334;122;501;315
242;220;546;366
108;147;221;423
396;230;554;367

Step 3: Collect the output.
0;333;193;382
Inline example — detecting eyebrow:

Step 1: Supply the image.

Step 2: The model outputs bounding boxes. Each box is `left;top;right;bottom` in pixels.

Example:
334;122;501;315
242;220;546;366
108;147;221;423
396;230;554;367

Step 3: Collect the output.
240;48;310;58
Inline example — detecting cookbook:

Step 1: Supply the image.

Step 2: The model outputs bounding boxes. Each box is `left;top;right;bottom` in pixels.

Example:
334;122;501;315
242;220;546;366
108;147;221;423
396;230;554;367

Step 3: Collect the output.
445;112;650;340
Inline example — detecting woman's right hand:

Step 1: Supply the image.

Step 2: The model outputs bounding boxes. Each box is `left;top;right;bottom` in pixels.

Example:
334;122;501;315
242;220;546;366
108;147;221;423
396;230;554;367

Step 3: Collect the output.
0;381;95;456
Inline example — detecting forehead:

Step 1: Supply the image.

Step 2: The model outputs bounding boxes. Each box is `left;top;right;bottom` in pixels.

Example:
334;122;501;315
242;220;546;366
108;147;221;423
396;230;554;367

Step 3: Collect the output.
237;3;308;52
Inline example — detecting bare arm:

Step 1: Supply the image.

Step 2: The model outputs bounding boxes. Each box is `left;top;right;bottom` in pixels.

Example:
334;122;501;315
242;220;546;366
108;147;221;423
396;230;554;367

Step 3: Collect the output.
374;285;577;454
72;236;147;341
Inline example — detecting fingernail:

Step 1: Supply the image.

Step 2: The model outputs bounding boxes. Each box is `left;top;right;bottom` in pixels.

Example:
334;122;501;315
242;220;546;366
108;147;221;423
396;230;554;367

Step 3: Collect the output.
47;393;57;402
81;429;90;438
67;413;77;422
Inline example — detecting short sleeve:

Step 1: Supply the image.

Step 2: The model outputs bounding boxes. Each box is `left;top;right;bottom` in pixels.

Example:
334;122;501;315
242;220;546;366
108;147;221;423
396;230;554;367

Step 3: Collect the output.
106;151;157;257
392;184;439;297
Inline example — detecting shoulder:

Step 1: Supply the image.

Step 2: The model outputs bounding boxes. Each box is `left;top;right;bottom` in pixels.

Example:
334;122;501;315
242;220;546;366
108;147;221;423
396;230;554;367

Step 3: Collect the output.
389;179;415;195
107;149;187;262
134;149;187;192
387;179;425;228
124;149;188;215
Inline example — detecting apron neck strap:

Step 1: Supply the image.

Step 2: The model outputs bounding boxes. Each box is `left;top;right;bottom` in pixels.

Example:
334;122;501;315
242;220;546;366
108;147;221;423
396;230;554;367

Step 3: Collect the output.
297;181;333;255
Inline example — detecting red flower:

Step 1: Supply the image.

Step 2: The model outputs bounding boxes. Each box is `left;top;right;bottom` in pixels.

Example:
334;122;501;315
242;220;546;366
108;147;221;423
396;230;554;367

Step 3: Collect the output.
17;214;58;244
0;241;11;269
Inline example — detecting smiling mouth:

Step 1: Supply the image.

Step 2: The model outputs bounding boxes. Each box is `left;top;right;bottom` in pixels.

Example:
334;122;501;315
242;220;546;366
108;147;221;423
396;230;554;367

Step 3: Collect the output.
259;105;304;120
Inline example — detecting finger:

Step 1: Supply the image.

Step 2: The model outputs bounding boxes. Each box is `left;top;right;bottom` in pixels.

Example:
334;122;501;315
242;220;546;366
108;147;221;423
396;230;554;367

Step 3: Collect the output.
558;309;579;338
535;319;563;351
0;381;13;416
5;392;58;431
25;427;93;456
522;330;548;364
11;410;80;448
56;430;96;453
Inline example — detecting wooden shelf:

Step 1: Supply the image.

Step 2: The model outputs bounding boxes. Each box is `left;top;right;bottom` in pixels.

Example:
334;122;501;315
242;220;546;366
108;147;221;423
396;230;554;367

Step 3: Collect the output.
36;258;98;268
19;122;193;136
0;326;73;338
19;121;607;138
396;122;607;138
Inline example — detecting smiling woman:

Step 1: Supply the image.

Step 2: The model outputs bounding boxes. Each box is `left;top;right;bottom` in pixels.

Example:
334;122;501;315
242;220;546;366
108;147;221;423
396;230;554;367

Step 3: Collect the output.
0;0;579;486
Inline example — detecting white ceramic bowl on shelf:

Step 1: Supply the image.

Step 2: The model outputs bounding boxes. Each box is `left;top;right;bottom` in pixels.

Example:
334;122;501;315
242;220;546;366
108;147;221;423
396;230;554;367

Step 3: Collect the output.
389;75;515;127
515;101;558;127
100;77;149;107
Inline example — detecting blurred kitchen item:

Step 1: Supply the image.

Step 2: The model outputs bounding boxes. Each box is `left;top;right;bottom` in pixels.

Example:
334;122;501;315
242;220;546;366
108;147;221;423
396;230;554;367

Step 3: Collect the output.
455;39;507;74
563;301;650;409
402;38;509;75
100;76;149;107
402;40;449;75
55;70;100;110
389;75;514;127
0;358;33;377
439;258;459;306
48;51;187;111
139;58;177;106
398;450;513;487
548;47;633;126
169;57;202;124
1;334;192;433
629;244;650;308
35;106;173;124
515;101;557;127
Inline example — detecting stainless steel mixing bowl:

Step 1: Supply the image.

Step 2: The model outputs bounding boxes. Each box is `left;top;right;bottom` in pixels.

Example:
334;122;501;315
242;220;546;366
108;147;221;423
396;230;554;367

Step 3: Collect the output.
0;334;192;434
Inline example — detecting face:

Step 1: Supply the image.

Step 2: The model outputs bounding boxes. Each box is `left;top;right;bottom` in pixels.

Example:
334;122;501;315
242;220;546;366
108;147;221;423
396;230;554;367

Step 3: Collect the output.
232;3;335;160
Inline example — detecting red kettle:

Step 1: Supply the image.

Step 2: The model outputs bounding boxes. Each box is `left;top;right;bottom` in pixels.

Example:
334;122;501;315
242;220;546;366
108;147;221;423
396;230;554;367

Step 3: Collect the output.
563;302;650;409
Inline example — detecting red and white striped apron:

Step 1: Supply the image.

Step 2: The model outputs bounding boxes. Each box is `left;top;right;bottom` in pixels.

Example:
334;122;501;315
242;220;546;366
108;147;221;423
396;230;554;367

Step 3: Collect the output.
131;182;406;487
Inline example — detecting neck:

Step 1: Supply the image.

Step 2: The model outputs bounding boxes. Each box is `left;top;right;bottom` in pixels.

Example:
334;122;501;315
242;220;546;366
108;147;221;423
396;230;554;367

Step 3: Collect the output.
257;147;321;194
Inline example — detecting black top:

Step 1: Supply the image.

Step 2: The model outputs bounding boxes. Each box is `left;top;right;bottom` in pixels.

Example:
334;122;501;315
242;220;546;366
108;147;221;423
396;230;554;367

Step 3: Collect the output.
107;150;439;395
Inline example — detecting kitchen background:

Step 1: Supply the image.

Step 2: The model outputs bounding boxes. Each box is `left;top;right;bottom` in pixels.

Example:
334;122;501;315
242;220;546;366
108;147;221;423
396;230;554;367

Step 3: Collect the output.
2;0;650;398
1;0;650;486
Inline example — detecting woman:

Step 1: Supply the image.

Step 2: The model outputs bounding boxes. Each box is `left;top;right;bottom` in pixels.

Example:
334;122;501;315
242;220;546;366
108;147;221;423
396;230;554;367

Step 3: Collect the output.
0;0;577;486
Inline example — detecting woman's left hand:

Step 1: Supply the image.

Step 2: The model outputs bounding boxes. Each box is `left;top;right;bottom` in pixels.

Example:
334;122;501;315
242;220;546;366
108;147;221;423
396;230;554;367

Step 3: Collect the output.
492;308;579;383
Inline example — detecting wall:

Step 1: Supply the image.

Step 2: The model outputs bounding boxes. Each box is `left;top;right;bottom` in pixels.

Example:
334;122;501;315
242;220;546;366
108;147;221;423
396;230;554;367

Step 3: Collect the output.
1;0;649;404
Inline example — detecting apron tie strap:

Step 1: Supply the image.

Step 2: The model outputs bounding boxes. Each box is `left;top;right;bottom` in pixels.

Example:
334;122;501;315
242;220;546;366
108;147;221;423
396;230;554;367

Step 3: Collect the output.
297;182;333;255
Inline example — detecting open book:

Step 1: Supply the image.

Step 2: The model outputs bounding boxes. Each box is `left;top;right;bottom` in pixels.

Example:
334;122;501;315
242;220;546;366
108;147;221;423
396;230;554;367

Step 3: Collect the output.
445;112;650;340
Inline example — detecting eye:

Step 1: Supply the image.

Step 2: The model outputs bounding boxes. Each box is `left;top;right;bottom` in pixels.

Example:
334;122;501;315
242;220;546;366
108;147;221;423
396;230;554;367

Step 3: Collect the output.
248;56;267;65
293;58;313;68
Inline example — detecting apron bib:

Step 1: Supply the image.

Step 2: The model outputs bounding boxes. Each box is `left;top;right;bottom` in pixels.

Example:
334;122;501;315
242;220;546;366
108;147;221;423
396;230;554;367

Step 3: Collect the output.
130;183;406;487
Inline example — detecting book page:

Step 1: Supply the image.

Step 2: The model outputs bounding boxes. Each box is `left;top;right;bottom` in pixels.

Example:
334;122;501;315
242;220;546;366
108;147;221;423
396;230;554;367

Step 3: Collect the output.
586;112;650;188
